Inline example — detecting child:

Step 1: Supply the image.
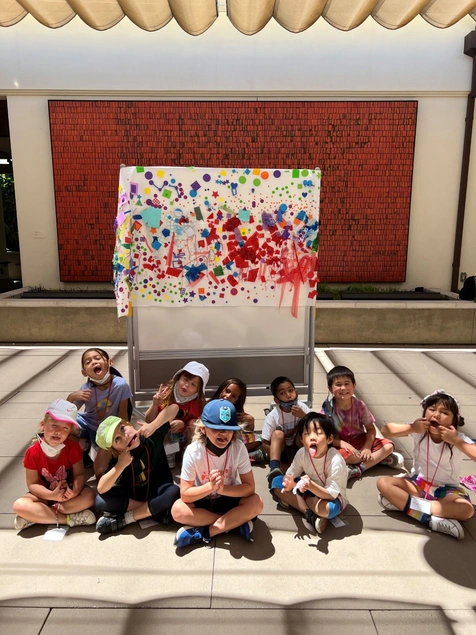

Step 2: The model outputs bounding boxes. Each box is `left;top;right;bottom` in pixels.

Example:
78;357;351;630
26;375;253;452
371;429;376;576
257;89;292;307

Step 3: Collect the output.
67;347;132;479
171;399;263;548
13;399;96;531
377;390;476;539
144;361;209;468
94;402;181;534
272;412;347;534
322;365;401;480
210;378;265;463
262;376;311;487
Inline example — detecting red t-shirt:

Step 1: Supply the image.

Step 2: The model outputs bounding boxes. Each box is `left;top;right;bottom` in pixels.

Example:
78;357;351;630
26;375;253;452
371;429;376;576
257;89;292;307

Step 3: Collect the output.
23;438;82;489
157;398;202;427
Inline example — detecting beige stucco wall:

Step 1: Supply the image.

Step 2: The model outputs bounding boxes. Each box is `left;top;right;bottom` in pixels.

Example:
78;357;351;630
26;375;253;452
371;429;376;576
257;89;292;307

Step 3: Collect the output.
2;15;476;290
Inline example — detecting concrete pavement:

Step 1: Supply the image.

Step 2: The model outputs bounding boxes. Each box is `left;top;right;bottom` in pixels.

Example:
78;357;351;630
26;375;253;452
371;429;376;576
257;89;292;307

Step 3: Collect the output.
1;345;476;634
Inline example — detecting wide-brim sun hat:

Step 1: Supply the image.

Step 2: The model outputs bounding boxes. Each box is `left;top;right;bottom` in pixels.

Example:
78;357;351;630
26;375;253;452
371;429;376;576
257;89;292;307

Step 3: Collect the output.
96;416;123;450
174;361;210;390
46;398;80;430
202;399;240;430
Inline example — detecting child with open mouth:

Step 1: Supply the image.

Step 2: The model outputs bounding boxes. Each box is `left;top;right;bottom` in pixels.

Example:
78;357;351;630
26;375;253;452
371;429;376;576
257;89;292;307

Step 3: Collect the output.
377;390;476;539
271;412;348;535
94;403;181;534
171;399;263;548
13;399;96;531
67;348;132;479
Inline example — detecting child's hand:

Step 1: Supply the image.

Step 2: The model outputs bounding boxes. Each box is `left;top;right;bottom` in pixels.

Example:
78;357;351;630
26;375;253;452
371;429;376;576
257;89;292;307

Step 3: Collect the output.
360;447;372;462
170;419;185;433
439;425;458;445
298;475;311;493
209;469;223;493
138;423;154;439
71;389;92;402
153;384;169;404
50;482;68;501
117;449;133;469
62;486;77;500
281;474;295;492
340;440;361;457
237;413;254;429
291;405;306;418
412;417;430;434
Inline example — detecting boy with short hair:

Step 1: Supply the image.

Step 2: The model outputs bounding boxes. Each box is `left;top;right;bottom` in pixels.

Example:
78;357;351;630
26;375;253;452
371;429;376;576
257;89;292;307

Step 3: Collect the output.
262;376;311;487
322;365;402;480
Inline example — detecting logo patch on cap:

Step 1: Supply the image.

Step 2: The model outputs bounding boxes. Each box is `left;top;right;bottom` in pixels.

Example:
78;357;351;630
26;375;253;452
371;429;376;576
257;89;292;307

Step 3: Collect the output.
219;406;231;423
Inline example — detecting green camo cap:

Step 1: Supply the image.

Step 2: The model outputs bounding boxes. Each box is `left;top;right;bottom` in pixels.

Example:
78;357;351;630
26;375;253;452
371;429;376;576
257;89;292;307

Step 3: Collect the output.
96;416;122;449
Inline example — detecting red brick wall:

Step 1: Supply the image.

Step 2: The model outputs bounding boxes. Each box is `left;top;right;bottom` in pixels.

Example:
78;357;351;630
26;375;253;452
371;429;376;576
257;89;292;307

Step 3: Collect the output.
49;101;417;282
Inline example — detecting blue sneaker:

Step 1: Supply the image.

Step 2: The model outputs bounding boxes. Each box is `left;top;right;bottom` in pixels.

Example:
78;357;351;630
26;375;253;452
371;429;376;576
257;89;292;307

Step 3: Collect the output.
174;525;209;548
237;520;254;542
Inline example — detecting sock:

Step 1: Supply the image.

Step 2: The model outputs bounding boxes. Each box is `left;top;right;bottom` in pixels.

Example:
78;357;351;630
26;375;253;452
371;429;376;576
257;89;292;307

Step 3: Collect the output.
123;510;135;526
359;462;366;473
270;459;280;470
403;496;431;525
202;525;211;543
66;514;71;526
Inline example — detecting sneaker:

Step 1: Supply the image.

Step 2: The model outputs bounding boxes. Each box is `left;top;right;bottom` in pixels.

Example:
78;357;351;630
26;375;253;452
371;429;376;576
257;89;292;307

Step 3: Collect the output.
156;509;171;525
14;516;34;531
68;509;96;527
96;513;124;534
378;493;399;512
267;466;284;487
315;517;328;534
248;448;265;464
237;520;254;542
174;525;210;548
381;452;404;468
303;509;318;534
166;453;176;469
347;464;363;480
429;515;464;540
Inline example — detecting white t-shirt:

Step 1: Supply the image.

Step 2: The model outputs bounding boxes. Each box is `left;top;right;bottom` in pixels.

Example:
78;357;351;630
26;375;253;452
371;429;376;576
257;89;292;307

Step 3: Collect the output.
181;439;251;497
411;430;474;488
286;446;348;507
262;401;311;446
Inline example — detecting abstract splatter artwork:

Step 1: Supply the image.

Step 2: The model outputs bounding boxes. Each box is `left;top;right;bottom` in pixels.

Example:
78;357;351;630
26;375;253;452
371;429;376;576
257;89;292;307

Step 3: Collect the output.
113;167;320;317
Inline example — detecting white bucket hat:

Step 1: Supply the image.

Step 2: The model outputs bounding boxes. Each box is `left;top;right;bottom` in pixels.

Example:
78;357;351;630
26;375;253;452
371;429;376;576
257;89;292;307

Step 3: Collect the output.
174;361;210;390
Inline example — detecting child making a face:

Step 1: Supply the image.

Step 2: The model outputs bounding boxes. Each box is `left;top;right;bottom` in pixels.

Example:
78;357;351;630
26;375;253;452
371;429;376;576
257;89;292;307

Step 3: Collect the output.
272;412;348;535
171;399;263;548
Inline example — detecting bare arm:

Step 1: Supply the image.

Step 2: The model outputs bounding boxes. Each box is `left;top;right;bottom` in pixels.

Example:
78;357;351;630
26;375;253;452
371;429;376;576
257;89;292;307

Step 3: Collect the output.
382;418;429;438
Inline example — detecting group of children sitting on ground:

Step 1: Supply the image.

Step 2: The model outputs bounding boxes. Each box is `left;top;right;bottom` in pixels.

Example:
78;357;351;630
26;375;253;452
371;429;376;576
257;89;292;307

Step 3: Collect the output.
13;349;476;546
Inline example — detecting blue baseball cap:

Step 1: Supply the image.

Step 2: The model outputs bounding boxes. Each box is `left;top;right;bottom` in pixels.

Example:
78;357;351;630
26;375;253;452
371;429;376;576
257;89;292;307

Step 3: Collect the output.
202;399;240;430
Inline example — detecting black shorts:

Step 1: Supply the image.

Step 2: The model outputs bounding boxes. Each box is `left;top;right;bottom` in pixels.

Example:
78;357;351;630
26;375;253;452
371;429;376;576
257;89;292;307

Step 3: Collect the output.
194;495;241;515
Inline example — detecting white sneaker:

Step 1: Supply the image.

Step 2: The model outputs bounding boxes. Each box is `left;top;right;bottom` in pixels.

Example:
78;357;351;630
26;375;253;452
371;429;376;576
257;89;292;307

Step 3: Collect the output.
315;517;328;534
167;453;176;469
14;515;34;531
68;510;96;527
429;515;464;540
377;493;399;512
381;452;405;468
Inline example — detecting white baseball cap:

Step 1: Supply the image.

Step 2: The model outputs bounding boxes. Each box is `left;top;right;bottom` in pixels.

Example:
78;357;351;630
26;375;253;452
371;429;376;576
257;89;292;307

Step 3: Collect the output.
46;398;80;430
174;361;210;390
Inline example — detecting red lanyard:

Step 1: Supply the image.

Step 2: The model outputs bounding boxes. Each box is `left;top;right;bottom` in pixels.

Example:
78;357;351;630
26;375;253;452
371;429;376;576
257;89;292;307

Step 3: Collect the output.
309;450;327;486
95;380;113;426
424;434;445;498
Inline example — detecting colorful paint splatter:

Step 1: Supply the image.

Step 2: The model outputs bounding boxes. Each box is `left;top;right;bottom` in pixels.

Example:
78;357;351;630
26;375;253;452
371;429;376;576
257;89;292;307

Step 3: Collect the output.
113;167;320;317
